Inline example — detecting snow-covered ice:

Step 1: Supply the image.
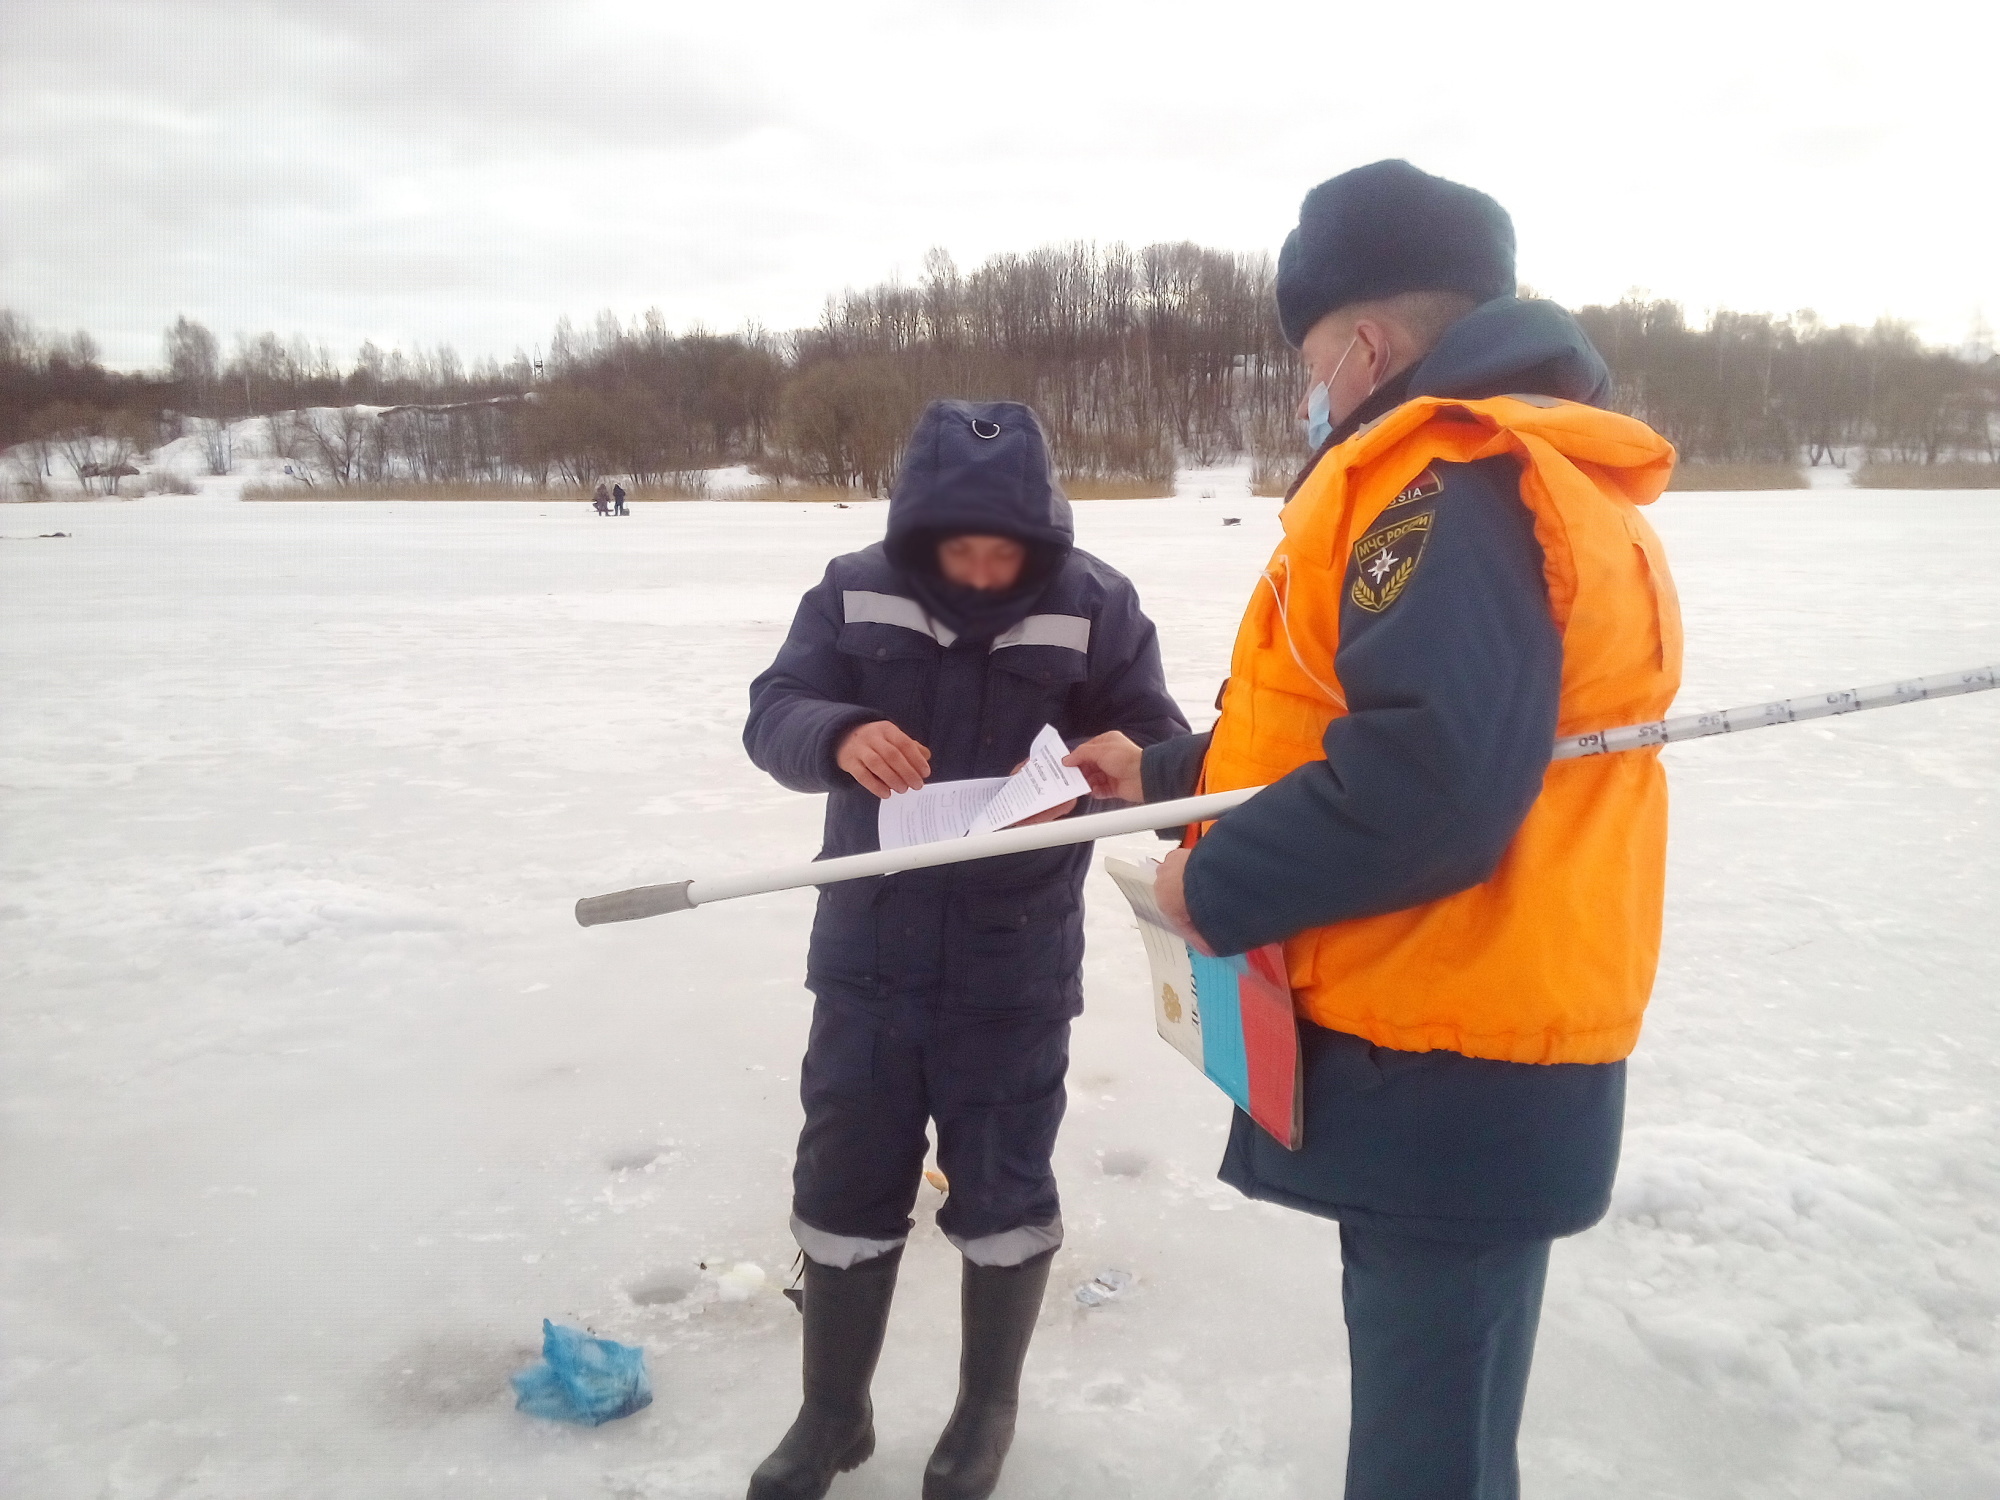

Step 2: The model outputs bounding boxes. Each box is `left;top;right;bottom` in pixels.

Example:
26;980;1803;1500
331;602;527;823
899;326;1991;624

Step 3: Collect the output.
2;486;1997;1498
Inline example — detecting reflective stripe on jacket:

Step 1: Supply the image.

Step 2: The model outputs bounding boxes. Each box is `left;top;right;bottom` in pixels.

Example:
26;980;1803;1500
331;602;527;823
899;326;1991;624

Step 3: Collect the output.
1200;394;1683;1064
746;542;1187;1014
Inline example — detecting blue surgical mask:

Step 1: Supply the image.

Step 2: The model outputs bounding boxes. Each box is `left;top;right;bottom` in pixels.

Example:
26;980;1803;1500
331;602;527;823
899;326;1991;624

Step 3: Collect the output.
1301;334;1364;450
1304;381;1333;450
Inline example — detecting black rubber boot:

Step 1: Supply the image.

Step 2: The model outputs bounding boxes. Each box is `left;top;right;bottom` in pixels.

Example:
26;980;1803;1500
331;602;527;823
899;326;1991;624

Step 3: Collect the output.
922;1248;1055;1500
747;1246;903;1500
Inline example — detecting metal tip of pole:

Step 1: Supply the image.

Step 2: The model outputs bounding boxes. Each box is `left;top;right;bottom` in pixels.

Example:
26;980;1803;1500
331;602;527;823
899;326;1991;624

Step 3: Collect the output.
575;880;696;927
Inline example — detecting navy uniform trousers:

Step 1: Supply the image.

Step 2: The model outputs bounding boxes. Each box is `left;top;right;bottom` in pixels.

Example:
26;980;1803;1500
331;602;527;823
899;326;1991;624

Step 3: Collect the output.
1221;1021;1620;1500
790;992;1070;1270
1339;1226;1550;1500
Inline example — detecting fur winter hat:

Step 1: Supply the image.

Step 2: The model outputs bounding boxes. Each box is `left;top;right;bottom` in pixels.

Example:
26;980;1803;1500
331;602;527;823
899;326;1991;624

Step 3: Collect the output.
1275;160;1517;347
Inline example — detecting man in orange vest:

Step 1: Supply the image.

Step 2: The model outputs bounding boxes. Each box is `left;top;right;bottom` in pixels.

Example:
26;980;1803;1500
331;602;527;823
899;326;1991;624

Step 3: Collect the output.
1069;160;1681;1499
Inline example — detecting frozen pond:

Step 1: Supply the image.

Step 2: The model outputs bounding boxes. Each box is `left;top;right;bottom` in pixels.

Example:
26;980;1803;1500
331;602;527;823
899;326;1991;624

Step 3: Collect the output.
3;486;1998;1498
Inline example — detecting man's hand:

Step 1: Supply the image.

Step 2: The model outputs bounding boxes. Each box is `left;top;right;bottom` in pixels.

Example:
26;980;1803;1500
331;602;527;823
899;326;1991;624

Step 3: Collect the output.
837;721;932;798
1155;848;1216;957
1063;731;1144;803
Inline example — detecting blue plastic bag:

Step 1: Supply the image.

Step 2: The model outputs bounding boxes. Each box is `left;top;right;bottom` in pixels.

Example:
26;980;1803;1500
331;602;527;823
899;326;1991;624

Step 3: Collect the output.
511;1319;653;1425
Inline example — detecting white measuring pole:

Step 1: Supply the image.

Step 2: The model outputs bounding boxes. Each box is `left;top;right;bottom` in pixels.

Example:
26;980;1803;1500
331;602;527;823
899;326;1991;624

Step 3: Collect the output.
1549;664;1997;760
574;664;1997;926
574;786;1260;925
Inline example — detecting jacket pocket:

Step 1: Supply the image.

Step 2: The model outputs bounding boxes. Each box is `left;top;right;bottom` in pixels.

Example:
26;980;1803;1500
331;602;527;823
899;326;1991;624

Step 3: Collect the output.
802;999;880;1097
806;878;881;993
835;623;938;735
946;889;1083;1010
986;641;1090;736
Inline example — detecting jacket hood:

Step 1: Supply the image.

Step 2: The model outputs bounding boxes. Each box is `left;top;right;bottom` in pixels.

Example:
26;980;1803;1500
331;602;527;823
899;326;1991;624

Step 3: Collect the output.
1406;296;1612;407
884;400;1074;570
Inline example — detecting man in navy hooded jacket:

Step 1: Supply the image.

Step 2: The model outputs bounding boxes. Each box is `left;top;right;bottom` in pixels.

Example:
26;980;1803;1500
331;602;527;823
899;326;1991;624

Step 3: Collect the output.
742;399;1186;1500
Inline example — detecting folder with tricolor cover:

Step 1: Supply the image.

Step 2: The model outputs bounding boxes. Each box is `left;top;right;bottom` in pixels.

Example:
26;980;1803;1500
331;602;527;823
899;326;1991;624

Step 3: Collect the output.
1105;855;1303;1150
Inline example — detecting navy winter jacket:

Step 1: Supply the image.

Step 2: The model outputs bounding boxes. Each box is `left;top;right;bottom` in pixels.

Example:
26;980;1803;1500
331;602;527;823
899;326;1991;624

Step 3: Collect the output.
746;401;1188;1017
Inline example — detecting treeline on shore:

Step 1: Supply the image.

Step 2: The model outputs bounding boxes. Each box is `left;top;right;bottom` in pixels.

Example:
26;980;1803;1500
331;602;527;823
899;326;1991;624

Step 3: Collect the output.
3;244;1996;498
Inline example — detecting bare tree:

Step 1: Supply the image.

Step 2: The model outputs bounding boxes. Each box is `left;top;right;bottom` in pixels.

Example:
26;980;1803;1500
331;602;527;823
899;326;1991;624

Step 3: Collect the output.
162;318;234;473
305;405;380;484
7;425;53;498
197;416;234;476
98;411;156;494
164;317;220;413
268;408;319;484
43;402;106;493
780;357;920;493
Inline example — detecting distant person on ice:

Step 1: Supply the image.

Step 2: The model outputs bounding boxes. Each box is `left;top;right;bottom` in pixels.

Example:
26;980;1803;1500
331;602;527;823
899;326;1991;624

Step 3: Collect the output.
1070;160;1683;1500
742;399;1186;1500
612;482;629;515
592;480;611;516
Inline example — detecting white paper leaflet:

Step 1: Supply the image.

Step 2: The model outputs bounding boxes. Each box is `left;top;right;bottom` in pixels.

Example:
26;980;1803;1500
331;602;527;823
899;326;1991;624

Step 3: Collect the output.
875;777;1008;849
877;724;1091;851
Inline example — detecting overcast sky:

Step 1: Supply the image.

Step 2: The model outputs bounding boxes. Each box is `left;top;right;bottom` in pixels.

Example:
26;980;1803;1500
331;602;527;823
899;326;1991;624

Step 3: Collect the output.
4;0;1995;369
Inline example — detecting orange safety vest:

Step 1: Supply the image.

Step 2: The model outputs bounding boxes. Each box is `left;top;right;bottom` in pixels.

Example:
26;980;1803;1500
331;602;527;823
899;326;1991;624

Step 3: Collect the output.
1200;394;1683;1065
